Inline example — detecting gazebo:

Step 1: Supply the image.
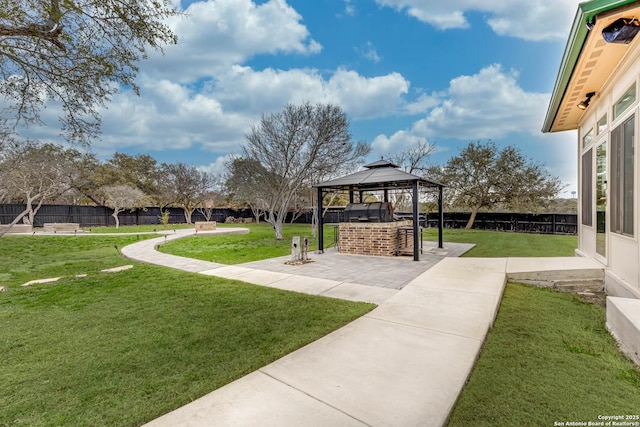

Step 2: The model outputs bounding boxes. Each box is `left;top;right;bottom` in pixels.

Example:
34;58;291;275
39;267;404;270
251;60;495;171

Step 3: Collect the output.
314;159;445;261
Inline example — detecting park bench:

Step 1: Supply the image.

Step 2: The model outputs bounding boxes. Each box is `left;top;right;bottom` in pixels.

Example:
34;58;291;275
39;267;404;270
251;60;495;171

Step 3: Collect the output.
195;221;217;231
43;223;82;233
0;224;33;234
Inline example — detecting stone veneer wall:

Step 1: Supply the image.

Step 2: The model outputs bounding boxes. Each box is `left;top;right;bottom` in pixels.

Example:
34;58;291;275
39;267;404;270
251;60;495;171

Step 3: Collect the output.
338;220;413;257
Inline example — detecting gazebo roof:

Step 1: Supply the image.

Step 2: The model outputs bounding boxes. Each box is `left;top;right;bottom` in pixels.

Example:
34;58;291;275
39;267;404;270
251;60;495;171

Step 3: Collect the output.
314;159;443;191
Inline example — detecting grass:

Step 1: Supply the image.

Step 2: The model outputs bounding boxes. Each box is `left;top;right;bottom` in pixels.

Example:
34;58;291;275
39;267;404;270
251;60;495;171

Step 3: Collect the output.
0;235;157;288
447;283;640;426
423;228;577;257
160;223;336;264
0;235;374;426
160;225;577;265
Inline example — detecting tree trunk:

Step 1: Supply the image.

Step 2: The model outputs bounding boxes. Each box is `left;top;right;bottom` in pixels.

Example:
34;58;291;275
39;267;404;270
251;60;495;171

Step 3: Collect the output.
21;193;39;225
27;197;46;226
112;211;120;229
273;220;284;240
465;206;480;229
266;211;284;240
183;207;194;224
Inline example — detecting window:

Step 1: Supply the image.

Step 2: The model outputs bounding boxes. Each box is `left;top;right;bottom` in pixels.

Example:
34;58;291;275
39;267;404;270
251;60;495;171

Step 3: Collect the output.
613;83;636;120
582;148;593;226
610;115;635;236
583;128;594;148
596;143;607;257
597;114;608;135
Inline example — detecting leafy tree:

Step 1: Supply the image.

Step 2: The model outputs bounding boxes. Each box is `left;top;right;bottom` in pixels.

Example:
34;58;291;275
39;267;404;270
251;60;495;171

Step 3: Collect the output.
230;103;370;239
92;153;161;203
0;141;79;234
0;0;178;144
101;184;145;229
428;140;563;229
59;150;101;204
159;162;216;224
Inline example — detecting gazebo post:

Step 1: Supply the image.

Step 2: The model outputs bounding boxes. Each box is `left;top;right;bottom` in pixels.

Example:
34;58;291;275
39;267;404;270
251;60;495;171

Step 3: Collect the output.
384;189;389;203
438;185;444;249
349;187;354;204
317;187;324;254
412;181;420;261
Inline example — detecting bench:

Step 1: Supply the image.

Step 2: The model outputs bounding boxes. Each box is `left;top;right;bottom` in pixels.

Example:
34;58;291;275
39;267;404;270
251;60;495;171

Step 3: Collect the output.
43;223;82;233
0;224;33;234
195;221;217;231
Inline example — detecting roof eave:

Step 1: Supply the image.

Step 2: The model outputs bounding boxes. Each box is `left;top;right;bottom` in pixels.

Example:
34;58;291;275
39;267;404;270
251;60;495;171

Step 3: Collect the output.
542;0;639;133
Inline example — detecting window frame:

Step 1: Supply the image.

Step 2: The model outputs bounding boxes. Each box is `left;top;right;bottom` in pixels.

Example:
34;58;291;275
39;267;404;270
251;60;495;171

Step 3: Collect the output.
581;148;593;227
610;113;635;237
613;82;637;120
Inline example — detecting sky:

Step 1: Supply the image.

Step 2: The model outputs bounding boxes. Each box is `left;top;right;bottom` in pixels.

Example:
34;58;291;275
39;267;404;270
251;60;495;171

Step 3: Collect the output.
29;0;585;196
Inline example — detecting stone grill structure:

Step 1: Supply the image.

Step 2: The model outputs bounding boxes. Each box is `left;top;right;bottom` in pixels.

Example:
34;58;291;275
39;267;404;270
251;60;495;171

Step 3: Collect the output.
338;220;413;257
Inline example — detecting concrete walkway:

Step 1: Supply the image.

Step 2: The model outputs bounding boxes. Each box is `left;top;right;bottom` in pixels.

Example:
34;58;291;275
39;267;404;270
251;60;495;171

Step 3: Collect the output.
120;229;604;427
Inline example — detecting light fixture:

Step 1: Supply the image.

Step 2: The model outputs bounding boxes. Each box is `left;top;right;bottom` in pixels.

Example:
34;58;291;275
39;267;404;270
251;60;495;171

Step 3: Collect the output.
578;92;596;110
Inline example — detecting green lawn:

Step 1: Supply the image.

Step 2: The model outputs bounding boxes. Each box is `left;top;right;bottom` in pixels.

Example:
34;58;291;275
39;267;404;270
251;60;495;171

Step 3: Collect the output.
0;235;374;426
161;225;577;264
0;235;157;287
447;283;640;426
160;223;336;264
423;228;577;257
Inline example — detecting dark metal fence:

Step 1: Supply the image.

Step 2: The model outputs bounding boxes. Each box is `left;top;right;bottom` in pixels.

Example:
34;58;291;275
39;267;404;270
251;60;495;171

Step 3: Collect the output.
0;204;253;228
0;204;577;235
323;208;577;235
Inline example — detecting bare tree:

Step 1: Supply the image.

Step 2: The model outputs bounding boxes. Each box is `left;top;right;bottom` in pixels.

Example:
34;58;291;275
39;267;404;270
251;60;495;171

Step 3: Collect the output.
102;185;145;229
0;0;178;144
234;103;370;239
225;157;271;223
0;141;77;235
427;140;563;229
387;140;436;211
196;190;224;222
160;162;216;224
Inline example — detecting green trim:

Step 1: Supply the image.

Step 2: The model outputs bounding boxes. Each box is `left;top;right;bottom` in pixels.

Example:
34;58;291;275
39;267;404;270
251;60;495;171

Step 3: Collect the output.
542;0;640;133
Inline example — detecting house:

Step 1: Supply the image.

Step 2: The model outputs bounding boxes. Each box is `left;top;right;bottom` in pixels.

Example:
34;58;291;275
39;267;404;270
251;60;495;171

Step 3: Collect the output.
543;0;640;300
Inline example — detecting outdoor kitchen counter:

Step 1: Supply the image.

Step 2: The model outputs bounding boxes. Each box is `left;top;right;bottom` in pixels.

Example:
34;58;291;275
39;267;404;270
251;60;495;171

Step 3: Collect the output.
338;220;414;257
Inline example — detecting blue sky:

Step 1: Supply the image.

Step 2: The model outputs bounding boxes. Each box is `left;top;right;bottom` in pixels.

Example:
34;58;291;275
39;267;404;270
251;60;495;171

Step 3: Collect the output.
33;0;584;195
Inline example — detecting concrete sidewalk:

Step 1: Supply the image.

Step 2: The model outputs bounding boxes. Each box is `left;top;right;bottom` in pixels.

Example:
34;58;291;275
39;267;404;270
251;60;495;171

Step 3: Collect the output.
120;230;604;427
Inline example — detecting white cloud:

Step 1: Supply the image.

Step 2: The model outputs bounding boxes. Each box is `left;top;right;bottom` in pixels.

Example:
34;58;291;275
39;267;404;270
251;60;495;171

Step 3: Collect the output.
197;154;237;177
145;0;321;82
371;130;431;154
374;64;549;151
325;69;410;118
93;66;413;156
410;64;549;139
206;66;411;119
343;0;356;16
357;42;382;63
374;0;581;40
